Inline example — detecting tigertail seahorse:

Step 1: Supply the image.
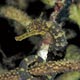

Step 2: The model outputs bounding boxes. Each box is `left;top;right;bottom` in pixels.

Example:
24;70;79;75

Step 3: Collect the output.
15;19;67;51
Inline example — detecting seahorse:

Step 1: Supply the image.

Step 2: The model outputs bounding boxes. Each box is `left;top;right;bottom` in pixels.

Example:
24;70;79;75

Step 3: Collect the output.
15;20;67;52
0;5;67;51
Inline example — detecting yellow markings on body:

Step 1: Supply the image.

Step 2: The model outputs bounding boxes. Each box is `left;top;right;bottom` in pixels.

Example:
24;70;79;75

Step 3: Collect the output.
20;68;25;71
15;19;53;41
55;43;60;46
47;75;52;79
54;32;64;39
27;78;31;80
35;55;38;59
24;58;29;62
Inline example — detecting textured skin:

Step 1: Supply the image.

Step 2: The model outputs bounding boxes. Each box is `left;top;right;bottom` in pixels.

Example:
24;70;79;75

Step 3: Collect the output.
0;55;80;80
15;19;67;51
15;19;53;41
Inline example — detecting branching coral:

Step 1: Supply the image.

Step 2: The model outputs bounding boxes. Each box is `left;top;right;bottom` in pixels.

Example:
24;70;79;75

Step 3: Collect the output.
0;6;32;28
6;0;28;10
41;0;56;8
0;69;20;80
65;45;80;60
28;59;80;76
0;55;80;80
69;3;80;28
0;0;80;80
54;44;80;80
55;71;80;80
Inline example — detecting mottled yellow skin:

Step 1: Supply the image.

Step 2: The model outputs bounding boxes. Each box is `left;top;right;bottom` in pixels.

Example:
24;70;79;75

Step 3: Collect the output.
14;18;67;51
15;19;53;41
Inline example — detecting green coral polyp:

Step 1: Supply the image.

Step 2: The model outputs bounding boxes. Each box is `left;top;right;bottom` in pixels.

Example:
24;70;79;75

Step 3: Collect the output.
69;4;80;27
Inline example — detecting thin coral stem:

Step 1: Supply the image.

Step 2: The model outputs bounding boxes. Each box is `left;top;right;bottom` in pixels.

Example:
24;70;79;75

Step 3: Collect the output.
28;59;80;75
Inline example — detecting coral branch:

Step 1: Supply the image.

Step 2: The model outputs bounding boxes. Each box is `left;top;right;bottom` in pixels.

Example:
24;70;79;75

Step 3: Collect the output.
0;58;80;80
0;69;20;80
0;6;32;27
69;4;80;28
28;59;80;76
